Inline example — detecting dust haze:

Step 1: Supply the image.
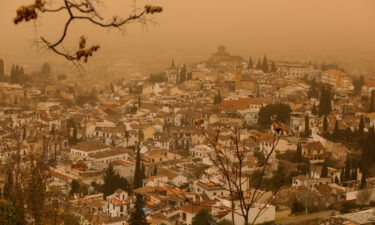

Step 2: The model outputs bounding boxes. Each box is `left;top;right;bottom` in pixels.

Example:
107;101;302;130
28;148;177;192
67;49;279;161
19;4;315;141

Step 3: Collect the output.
1;0;375;78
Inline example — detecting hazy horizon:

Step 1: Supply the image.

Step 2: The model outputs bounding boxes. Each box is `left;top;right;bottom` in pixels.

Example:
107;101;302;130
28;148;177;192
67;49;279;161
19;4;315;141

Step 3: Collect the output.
1;0;375;76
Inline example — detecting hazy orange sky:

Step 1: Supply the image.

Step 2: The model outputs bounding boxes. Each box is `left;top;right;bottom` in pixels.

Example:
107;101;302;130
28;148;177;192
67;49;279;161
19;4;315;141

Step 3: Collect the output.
1;0;375;73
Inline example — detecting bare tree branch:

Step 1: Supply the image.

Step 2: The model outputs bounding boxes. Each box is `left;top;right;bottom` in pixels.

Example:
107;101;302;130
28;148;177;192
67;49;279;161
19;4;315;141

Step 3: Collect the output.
14;0;163;62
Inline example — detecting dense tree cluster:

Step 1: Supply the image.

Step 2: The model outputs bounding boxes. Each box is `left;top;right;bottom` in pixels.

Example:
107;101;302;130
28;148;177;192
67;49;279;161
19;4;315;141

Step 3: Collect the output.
251;55;277;73
102;165;131;199
340;159;358;184
192;208;215;225
40;62;51;77
247;57;253;69
148;72;167;83
10;65;24;84
258;103;292;128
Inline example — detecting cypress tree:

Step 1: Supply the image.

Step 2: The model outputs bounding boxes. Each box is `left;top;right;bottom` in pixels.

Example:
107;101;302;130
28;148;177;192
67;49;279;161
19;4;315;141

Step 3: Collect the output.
318;86;326;116
345;160;351;181
359;115;365;136
10;65;16;83
345;127;352;141
323;116;328;132
217;90;222;104
103;164;116;199
40;62;51;77
129;194;149;225
321;160;328;178
351;168;357;181
318;86;332;116
247;57;253;69
360;127;375;188
133;145;143;189
333;120;340;138
304;115;310;137
369;90;375;113
295;142;303;162
213;94;218;105
262;55;269;73
256;58;262;70
180;64;187;83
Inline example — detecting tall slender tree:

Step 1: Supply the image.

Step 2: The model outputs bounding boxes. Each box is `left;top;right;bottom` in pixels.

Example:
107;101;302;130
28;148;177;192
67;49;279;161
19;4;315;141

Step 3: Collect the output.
344;160;351;181
295;142;303;162
369;90;375;113
304;114;310;137
323;116;328;132
261;55;268;73
129;194;149;225
247;57;253;69
321;160;328;178
361;127;375;187
333;120;340;139
256;58;262;70
318;86;332;116
217;90;222;104
359;115;365;136
345;127;352;141
133;146;143;189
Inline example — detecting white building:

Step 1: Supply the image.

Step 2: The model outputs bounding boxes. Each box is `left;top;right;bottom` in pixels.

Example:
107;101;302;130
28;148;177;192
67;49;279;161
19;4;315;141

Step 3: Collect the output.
104;189;131;218
70;141;110;157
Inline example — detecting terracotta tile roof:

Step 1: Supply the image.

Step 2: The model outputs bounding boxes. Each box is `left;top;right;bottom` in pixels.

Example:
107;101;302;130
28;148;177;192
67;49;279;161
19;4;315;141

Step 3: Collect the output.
180;204;211;214
71;141;109;152
303;141;324;151
88;149;129;159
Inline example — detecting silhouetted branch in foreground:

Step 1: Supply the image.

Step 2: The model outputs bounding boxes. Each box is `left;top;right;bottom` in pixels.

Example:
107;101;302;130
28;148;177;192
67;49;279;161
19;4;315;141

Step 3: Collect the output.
14;0;162;62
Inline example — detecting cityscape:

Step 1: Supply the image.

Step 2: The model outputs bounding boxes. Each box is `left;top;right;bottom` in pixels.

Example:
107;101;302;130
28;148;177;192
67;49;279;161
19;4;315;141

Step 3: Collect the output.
1;1;375;225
